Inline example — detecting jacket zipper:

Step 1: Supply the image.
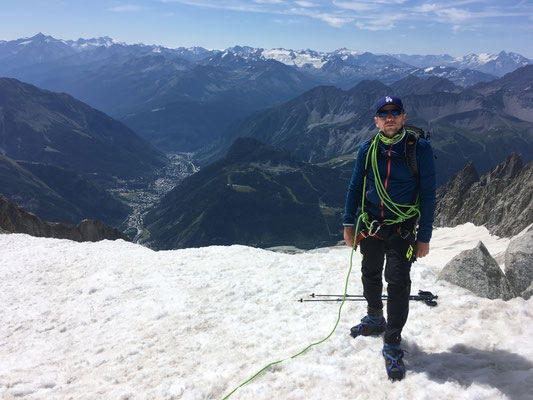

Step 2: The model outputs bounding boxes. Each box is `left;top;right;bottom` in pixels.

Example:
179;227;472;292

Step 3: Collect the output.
381;146;393;217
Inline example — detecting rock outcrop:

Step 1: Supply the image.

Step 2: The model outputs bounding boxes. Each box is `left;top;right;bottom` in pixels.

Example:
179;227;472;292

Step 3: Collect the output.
435;153;533;237
77;219;129;242
522;283;533;300
505;230;533;299
434;161;479;224
438;241;516;300
0;194;129;242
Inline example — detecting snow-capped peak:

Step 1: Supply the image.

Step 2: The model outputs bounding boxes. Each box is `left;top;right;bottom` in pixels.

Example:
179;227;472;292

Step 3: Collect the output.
260;48;328;68
332;48;364;56
69;36;124;49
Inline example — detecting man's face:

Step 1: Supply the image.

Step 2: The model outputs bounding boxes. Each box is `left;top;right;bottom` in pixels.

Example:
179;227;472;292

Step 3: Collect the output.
374;105;406;138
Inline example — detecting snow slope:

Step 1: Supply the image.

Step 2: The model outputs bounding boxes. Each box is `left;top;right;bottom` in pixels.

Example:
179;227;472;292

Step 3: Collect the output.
1;223;532;400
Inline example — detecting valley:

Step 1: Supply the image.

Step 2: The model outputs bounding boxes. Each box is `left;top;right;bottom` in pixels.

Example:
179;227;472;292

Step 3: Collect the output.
112;153;198;243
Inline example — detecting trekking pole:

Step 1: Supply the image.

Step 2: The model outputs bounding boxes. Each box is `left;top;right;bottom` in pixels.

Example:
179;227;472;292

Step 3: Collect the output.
310;293;367;298
299;298;367;302
310;290;437;300
300;290;438;307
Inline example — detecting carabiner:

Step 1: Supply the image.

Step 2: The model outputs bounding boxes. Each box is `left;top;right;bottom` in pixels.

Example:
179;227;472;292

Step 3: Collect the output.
368;220;381;237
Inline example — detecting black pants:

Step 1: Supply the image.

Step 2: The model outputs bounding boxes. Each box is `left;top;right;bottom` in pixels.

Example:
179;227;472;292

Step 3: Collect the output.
359;219;416;346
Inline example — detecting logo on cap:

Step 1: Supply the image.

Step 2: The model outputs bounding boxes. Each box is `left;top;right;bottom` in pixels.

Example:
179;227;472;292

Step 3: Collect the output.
386;96;393;103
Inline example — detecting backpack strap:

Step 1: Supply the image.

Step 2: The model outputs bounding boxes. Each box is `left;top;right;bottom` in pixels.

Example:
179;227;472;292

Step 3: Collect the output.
403;124;430;190
405;133;419;187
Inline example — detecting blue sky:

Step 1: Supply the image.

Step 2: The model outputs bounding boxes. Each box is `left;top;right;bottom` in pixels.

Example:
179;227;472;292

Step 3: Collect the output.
1;0;533;57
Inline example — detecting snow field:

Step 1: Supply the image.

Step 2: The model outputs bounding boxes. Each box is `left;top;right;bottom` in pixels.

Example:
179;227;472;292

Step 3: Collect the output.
1;223;532;400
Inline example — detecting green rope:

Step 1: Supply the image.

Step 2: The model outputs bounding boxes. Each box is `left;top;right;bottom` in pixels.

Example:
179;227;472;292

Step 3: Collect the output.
221;216;363;400
360;132;420;228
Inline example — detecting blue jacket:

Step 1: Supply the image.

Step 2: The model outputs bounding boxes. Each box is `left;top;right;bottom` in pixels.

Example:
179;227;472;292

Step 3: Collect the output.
343;130;436;243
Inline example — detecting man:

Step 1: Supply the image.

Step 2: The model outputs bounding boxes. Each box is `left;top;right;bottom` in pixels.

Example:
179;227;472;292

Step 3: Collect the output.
343;95;435;381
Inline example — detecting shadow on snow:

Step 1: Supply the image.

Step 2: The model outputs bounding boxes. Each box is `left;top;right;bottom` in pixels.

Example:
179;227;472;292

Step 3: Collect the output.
407;342;533;399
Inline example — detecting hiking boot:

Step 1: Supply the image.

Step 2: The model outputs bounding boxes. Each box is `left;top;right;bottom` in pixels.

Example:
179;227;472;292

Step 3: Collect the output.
382;343;405;381
350;315;386;338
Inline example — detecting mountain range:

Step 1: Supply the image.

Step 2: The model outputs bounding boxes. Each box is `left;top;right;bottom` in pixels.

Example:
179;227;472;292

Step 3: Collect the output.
214;65;533;186
2;33;532;244
2;34;528;78
1;33;531;155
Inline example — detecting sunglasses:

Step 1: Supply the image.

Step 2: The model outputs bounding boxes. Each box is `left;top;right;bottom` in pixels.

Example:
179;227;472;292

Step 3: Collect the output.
376;109;403;118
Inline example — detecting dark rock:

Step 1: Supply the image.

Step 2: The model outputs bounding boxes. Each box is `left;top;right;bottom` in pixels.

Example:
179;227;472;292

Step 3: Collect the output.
522;283;533;300
435;154;533;237
77;219;129;242
488;153;523;180
434;161;479;227
0;194;128;242
505;230;533;299
438;241;517;300
493;160;533;237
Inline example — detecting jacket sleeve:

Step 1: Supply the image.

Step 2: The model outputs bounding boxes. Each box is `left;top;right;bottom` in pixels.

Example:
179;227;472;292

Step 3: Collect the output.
416;139;436;243
343;143;368;227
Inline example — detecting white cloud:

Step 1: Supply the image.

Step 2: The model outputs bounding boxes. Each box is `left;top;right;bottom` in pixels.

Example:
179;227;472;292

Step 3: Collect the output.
160;0;265;13
273;18;302;24
107;5;148;12
318;13;352;26
436;7;472;23
294;1;317;7
161;0;353;27
410;2;528;27
355;21;394;31
159;0;530;33
413;4;439;13
354;12;407;31
253;0;285;3
332;1;376;12
374;0;407;3
292;7;354;27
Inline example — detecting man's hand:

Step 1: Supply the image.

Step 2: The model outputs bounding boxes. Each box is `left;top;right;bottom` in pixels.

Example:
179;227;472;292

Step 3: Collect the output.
416;241;430;258
344;226;355;247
